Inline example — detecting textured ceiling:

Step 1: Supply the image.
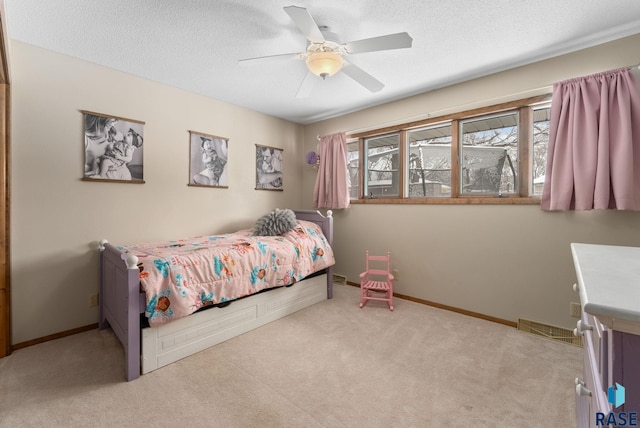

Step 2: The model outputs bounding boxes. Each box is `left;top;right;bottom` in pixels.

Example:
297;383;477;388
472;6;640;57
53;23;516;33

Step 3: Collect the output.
5;0;640;124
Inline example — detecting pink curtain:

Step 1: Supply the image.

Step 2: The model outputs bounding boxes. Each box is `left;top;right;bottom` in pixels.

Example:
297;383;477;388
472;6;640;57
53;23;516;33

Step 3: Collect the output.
541;67;640;211
313;132;350;209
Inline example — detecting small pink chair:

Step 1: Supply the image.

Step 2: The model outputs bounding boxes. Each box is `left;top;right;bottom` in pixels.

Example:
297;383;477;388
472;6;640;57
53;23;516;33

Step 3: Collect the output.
359;251;394;311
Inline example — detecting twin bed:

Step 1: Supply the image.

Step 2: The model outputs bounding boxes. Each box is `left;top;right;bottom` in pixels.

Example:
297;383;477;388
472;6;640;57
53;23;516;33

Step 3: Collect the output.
98;209;334;381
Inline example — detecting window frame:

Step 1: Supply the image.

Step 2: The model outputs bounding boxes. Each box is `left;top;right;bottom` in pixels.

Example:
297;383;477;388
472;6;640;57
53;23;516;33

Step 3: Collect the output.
406;122;452;199
348;94;551;205
459;110;519;197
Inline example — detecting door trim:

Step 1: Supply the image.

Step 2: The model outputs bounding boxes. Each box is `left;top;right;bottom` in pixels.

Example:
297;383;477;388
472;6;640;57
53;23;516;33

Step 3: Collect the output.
0;1;12;358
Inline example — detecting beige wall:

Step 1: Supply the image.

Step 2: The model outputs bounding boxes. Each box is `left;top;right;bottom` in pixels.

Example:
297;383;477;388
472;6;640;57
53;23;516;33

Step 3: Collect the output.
10;32;640;344
303;33;640;330
10;41;304;343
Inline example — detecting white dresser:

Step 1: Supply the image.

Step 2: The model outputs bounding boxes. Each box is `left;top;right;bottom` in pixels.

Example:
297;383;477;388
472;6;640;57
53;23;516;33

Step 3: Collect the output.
571;243;640;427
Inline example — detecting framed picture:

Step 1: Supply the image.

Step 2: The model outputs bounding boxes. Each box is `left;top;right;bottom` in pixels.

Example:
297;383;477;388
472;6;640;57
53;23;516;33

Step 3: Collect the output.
188;131;229;188
255;144;283;191
82;110;145;183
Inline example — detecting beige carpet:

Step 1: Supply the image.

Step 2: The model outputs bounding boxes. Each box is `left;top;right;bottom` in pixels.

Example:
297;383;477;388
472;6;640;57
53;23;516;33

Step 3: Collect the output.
0;284;581;427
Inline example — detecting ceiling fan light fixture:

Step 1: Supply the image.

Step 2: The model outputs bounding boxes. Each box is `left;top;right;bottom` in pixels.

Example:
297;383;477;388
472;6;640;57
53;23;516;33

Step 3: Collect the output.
306;51;343;79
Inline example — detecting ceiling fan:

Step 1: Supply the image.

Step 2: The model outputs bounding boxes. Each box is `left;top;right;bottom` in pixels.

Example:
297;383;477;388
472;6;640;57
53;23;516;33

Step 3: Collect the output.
238;5;413;98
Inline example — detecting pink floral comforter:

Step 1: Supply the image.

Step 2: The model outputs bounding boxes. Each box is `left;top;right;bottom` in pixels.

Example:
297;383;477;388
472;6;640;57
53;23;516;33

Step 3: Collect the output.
120;220;335;327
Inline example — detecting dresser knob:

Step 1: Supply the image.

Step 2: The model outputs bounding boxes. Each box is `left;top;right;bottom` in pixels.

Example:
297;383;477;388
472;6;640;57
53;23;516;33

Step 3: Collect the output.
578;319;593;330
574;320;593;336
573;283;579;292
576;382;592;397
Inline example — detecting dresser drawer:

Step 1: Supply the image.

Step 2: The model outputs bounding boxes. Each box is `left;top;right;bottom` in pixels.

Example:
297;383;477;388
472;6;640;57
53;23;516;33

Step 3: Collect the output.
581;310;609;391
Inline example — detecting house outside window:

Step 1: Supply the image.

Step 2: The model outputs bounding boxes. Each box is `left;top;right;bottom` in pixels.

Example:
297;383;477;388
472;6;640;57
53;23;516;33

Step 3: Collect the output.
460;112;519;196
364;134;400;198
407;124;452;198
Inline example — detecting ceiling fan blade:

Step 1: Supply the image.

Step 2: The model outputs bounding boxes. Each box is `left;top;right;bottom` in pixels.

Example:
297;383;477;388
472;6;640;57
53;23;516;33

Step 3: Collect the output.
344;32;413;54
296;71;317;98
238;52;300;65
283;6;325;44
341;61;384;93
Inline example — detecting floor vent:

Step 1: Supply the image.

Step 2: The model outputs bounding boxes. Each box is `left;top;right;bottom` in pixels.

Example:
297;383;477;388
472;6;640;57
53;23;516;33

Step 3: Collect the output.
332;274;347;285
517;318;583;347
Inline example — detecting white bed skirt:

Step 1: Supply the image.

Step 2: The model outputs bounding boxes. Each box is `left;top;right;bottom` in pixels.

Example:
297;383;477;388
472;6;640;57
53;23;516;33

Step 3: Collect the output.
141;274;327;374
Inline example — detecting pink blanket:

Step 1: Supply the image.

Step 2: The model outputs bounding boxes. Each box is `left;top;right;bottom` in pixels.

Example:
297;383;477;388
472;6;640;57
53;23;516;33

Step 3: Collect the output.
121;220;335;327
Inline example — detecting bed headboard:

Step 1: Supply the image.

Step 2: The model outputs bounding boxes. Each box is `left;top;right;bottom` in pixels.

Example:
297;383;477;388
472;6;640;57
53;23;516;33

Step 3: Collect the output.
294;210;333;246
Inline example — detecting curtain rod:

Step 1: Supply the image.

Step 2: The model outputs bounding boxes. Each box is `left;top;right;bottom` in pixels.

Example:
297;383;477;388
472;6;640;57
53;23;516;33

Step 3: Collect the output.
344;63;640;136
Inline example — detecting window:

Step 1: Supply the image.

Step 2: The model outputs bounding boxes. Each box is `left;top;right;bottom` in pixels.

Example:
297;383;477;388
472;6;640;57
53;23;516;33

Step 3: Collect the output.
460;112;518;196
531;106;550;196
364;134;400;198
407;124;452;198
347;139;359;199
349;95;551;204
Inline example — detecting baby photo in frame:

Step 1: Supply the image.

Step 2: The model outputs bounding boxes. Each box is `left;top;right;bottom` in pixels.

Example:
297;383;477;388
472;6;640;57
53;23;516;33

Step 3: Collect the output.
83;110;145;183
255;144;283;191
188;131;229;188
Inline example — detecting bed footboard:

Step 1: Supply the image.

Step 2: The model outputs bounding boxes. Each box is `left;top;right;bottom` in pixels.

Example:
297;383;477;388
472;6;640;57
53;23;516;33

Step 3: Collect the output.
98;240;144;381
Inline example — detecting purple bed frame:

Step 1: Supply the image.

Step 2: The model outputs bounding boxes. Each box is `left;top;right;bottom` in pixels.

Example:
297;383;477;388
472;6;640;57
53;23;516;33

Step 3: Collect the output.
98;209;334;381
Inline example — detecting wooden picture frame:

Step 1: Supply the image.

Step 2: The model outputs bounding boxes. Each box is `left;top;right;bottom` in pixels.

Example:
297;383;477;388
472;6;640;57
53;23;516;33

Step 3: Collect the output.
255;144;283;191
188;131;229;188
82;110;145;183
